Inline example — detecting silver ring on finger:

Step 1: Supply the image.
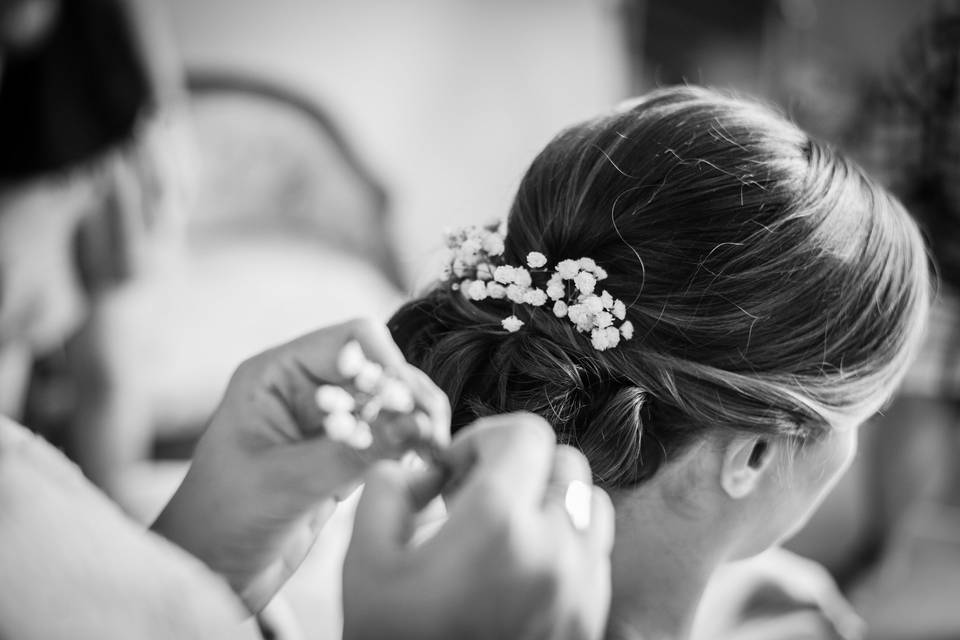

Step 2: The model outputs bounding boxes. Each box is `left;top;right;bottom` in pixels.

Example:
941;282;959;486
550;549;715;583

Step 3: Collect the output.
564;480;592;532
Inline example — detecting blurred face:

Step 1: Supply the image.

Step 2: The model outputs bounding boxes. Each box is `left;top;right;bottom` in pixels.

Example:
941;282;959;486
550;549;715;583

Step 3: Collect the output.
0;0;58;49
727;421;860;560
0;178;93;352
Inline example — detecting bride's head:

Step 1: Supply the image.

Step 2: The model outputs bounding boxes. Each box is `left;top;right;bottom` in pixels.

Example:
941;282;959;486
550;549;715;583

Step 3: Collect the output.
390;86;929;561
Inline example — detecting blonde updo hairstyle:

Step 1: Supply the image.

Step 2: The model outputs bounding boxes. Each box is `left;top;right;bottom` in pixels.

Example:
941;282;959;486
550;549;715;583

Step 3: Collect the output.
390;86;930;488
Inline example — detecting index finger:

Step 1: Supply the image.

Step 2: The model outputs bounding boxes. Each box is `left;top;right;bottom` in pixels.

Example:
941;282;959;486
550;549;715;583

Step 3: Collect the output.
279;318;408;383
441;412;557;510
265;318;451;442
350;461;446;554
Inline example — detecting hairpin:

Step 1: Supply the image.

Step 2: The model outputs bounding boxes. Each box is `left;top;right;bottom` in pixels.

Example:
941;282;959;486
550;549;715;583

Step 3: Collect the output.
442;223;634;351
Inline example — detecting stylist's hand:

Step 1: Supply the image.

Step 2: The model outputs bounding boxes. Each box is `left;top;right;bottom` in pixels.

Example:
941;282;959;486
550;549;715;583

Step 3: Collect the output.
153;319;450;612
343;413;615;640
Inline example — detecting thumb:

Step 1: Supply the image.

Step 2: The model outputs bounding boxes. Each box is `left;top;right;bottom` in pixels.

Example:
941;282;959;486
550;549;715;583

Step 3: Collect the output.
351;461;445;555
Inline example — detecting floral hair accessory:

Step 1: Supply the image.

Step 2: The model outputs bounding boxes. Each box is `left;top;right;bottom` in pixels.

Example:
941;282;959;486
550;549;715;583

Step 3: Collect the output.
442;222;634;351
314;341;424;449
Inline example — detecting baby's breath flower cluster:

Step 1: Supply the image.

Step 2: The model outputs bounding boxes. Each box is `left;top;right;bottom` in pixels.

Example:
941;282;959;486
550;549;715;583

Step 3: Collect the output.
314;341;419;449
442;223;634;351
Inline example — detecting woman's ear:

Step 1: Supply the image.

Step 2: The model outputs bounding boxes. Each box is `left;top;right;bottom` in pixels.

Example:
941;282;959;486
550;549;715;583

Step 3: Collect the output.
720;436;775;499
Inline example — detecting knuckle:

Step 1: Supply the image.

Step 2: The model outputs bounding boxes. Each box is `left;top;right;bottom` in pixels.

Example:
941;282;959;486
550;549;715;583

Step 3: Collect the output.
510;413;557;448
233;350;277;385
348;316;374;330
554;444;591;472
232;354;261;381
591;486;614;523
348;316;382;341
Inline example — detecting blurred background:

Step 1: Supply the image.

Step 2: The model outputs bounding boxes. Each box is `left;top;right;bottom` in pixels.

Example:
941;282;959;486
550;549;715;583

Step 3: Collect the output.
1;0;958;638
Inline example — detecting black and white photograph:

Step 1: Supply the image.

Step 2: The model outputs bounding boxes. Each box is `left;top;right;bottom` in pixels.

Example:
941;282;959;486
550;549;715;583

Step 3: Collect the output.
1;1;958;638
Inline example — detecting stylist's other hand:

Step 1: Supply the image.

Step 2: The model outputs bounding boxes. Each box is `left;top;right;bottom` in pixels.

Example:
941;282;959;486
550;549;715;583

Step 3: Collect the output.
343;413;615;640
153;318;450;612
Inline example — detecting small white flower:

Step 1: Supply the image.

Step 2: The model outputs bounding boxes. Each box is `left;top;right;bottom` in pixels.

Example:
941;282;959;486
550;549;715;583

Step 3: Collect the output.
590;327;621;351
568;304;594;332
594;311;614;329
594;266;608;280
460;237;482;257
513;267;533;288
494;265;516;284
590;329;607;351
323;411;358;441
546;273;565;299
578;257;598;272
506;284;526;303
557;259;580;279
345;420;374;449
547;284;566;300
337;341;366;378
466;280;488;301
620;320;634;340
527;251;548;268
482;233;505;256
502;315;524;332
379;378;415;413
583;295;604;315
613;300;627;320
574;271;597;295
600;290;614;310
553;300;568;317
567;303;587;324
486;282;507;299
354;361;384;393
315;385;356;414
443;227;461;248
606;326;621;344
523;289;548;306
453;259;467;277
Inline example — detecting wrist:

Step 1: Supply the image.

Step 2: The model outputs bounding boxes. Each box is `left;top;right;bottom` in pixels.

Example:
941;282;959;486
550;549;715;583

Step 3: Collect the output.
151;464;249;592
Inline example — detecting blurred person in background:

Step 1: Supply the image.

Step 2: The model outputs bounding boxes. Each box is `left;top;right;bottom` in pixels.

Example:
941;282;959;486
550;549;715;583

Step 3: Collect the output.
0;0;191;497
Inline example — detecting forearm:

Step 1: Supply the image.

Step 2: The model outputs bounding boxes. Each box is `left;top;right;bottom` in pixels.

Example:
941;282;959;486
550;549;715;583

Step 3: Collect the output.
151;450;337;612
0;416;258;639
151;460;248;589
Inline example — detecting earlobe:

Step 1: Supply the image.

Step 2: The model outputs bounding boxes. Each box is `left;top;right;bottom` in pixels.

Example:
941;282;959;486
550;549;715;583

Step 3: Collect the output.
720;437;774;499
